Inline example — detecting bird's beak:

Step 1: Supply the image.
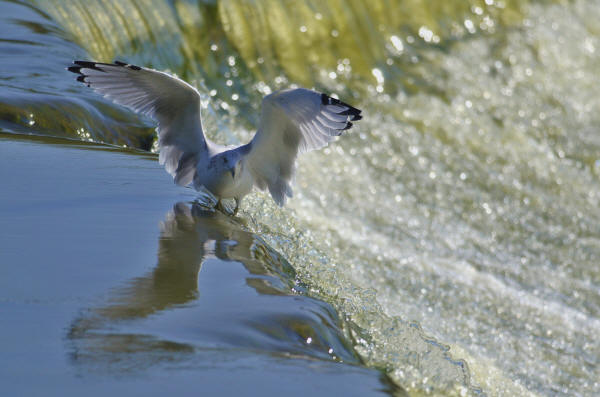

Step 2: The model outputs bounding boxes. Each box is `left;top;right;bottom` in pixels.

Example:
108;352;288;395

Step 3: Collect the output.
229;166;236;179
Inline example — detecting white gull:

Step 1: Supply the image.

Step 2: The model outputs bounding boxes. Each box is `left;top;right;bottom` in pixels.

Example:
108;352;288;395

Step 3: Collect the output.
68;60;362;214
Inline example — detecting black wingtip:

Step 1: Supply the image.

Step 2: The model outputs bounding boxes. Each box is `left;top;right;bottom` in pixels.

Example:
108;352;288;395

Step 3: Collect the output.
71;59;143;72
338;106;362;116
73;60;95;67
321;93;362;120
113;60;142;70
68;59;145;87
73;60;105;72
343;122;353;130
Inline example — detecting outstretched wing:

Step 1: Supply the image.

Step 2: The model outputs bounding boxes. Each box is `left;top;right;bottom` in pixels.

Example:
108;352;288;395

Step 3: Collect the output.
246;88;362;206
68;60;206;186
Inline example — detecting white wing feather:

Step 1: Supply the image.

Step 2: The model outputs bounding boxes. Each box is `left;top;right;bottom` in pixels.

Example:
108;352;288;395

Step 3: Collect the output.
68;61;206;186
246;88;361;206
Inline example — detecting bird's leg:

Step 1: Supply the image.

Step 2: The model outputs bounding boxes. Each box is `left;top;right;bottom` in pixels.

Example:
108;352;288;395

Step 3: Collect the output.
233;198;241;216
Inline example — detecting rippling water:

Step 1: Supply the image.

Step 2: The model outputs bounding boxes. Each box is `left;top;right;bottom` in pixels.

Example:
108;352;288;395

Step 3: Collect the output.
1;0;599;395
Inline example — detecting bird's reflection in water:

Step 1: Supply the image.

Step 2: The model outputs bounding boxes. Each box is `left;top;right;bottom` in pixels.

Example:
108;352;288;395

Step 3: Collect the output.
68;202;359;372
91;202;291;322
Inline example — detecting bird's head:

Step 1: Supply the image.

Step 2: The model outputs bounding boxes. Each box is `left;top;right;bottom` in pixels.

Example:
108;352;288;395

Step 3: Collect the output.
222;153;242;179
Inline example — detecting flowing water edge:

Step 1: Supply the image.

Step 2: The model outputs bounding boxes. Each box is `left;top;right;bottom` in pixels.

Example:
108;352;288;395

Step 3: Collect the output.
1;0;599;396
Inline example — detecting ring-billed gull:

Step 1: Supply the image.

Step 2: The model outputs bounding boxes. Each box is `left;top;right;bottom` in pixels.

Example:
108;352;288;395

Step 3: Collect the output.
68;60;362;214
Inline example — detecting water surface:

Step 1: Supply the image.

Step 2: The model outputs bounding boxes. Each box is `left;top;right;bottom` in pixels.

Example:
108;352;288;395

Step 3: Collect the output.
0;134;399;396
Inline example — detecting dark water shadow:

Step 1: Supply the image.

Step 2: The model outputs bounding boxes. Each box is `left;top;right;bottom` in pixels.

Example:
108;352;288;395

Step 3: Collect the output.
66;201;405;395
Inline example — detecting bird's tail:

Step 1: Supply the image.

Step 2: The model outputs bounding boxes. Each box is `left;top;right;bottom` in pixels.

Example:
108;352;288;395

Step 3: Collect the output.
268;178;293;206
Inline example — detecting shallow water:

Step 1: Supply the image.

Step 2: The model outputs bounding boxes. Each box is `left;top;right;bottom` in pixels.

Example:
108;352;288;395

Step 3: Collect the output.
1;0;599;396
0;134;399;396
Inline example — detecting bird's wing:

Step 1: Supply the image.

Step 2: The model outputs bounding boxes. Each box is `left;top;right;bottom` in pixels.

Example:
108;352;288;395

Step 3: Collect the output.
245;88;361;206
68;60;206;186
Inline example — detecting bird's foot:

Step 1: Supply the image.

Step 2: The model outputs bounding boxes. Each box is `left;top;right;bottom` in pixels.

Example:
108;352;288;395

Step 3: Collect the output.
194;187;219;210
214;198;242;217
215;199;224;213
232;198;241;216
215;199;235;216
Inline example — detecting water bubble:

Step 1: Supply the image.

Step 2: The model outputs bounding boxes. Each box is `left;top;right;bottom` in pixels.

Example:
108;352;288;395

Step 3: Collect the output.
372;68;384;84
390;35;404;52
482;202;492;215
464;19;475;33
418;26;434;42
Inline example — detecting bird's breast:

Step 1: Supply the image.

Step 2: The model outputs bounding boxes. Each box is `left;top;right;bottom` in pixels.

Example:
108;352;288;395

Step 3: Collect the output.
193;162;253;200
221;165;254;198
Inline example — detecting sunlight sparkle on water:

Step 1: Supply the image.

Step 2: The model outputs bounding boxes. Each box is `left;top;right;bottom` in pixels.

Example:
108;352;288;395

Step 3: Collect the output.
390;35;404;52
464;19;476;33
372;68;384;93
418;26;439;43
